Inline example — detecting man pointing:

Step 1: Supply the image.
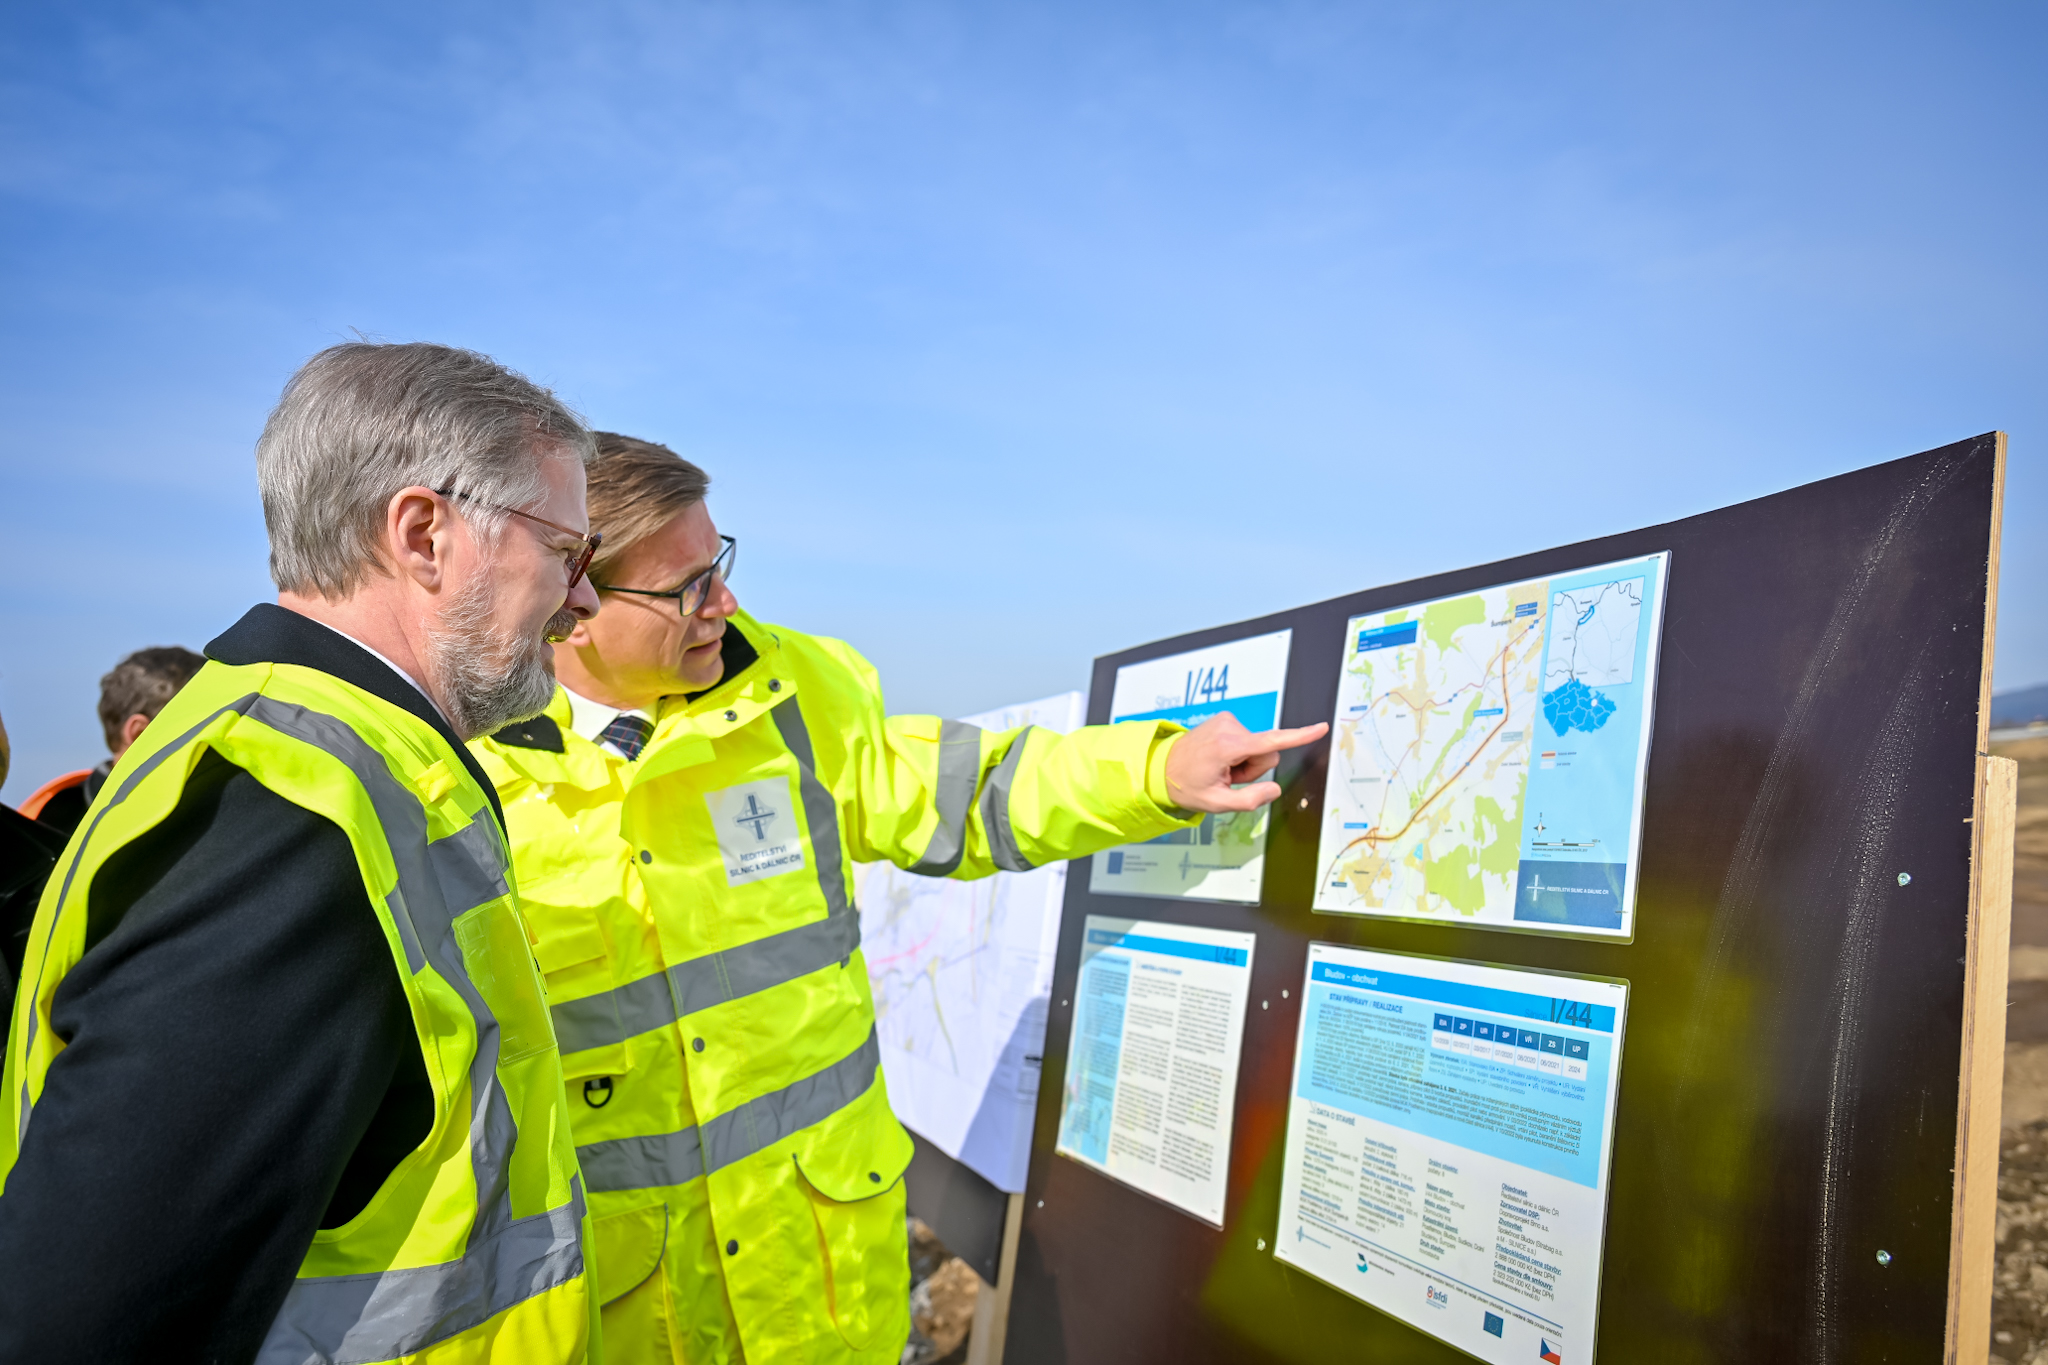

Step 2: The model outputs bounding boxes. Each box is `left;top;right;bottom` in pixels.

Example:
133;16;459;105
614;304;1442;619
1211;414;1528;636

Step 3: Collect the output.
472;433;1324;1363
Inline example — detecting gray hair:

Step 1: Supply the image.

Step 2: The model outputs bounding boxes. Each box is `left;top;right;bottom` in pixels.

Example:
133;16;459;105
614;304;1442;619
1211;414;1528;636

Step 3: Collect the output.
257;341;596;598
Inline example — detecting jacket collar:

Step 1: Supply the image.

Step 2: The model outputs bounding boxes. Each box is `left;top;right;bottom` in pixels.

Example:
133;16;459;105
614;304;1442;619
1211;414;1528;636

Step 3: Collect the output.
204;603;505;829
679;620;762;705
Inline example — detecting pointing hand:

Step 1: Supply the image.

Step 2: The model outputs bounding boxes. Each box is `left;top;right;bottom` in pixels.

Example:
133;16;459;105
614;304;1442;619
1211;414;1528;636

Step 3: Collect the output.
1161;714;1329;814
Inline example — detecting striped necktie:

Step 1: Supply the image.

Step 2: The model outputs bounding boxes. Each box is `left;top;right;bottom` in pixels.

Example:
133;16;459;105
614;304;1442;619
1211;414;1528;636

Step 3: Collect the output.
597;713;654;762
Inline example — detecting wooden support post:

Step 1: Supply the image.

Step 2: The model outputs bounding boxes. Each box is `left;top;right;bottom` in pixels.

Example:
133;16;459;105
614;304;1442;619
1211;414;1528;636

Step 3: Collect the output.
965;1192;1026;1365
1947;753;2019;1364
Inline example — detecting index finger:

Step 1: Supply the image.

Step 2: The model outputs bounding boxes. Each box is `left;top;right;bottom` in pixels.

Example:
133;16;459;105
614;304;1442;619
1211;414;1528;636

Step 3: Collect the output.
1238;722;1329;756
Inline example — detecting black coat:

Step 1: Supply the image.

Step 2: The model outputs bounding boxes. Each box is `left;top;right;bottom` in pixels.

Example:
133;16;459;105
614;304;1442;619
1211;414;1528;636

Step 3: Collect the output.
0;605;504;1364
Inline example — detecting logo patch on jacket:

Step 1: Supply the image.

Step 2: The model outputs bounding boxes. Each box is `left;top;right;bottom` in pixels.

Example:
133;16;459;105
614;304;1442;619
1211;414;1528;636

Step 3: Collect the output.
706;778;807;886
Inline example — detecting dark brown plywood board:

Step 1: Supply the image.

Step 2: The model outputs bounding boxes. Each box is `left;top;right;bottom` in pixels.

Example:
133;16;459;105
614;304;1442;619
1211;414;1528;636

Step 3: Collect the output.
1007;434;2004;1363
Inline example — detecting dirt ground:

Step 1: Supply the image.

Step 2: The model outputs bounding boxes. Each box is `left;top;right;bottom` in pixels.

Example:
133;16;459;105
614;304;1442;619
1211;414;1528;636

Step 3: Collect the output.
904;1217;980;1365
1990;735;2048;1364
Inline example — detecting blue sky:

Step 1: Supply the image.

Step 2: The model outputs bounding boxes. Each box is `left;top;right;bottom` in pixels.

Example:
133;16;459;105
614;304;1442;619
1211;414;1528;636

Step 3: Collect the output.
1;2;2041;800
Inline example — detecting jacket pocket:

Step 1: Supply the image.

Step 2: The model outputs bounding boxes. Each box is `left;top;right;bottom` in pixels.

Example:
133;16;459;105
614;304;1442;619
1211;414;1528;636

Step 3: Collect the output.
592;1200;670;1305
791;1094;916;1350
453;898;557;1064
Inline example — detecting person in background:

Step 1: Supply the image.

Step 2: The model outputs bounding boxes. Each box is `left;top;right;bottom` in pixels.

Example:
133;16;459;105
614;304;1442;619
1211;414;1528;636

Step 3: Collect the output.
470;432;1325;1364
0;711;66;1017
0;341;604;1363
18;646;206;835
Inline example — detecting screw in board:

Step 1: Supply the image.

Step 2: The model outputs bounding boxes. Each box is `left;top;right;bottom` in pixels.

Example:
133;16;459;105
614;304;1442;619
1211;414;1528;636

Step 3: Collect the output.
1876;1249;1892;1267
1897;873;1912;886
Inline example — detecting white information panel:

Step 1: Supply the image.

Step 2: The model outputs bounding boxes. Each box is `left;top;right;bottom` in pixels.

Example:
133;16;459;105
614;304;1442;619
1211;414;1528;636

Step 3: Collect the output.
858;691;1085;1193
1275;944;1628;1365
1313;552;1668;939
1090;628;1293;904
1054;915;1256;1226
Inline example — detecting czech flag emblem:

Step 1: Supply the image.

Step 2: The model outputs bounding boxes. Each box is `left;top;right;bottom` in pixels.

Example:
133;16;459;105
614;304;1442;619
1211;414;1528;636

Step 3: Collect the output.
1539;1343;1563;1364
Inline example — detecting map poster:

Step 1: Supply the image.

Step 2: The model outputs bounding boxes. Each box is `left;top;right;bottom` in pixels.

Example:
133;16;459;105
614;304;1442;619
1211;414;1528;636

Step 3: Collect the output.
1273;944;1629;1365
857;691;1086;1193
1054;916;1257;1226
1312;552;1668;939
1090;628;1293;904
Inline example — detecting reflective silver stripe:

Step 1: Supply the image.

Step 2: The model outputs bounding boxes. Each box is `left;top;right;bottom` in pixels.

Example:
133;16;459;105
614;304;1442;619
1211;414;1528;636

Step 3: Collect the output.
699;1026;881;1174
22;694;265;1069
979;726;1037;872
550;970;678;1055
550;907;862;1054
256;1185;585;1365
577;1027;882;1193
907;720;983;876
767;696;851;918
669;905;861;1015
578;1125;705;1193
237;696;582;1359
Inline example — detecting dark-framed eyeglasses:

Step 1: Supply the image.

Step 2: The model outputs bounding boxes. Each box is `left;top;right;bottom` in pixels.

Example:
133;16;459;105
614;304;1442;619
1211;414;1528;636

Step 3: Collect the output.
435;488;603;591
594;535;737;617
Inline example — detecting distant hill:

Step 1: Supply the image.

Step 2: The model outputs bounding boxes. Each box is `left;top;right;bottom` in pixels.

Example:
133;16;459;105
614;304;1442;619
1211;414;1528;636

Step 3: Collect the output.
1997;683;2048;729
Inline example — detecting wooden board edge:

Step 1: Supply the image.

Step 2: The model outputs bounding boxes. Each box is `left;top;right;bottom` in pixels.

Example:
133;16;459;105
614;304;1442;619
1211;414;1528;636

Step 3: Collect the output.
966;1192;1026;1365
1947;753;2019;1363
1975;432;2007;755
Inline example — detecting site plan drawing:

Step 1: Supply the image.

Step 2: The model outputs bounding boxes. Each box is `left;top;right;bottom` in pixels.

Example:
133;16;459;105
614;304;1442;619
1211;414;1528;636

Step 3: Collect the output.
1274;944;1629;1365
856;691;1085;1193
1312;553;1668;938
1055;915;1257;1225
1091;628;1293;904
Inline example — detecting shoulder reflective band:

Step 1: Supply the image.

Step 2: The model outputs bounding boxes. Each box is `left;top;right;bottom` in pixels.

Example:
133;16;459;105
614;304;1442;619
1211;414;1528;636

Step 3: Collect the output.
907;719;984;876
549;907;861;1054
977;726;1037;873
575;1027;881;1193
767;695;852;918
18;692;266;1141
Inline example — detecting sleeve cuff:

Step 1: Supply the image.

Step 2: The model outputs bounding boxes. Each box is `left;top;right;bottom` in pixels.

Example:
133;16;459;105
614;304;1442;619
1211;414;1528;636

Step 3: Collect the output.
1144;730;1191;816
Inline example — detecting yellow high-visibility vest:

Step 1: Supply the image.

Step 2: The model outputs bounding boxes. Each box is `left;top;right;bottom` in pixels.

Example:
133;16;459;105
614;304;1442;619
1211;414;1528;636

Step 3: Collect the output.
4;659;595;1364
472;610;1196;1364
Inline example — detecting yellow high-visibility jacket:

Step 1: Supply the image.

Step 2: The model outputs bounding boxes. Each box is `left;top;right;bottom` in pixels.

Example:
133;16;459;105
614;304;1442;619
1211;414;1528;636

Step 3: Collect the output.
4;658;595;1363
472;610;1197;1364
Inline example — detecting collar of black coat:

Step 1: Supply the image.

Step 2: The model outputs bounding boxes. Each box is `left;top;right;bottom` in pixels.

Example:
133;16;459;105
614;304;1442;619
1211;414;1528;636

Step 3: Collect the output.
489;713;564;753
204;603;506;830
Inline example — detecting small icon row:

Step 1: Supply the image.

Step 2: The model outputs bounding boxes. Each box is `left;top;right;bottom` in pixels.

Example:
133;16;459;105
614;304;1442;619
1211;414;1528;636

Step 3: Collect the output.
1432;1015;1589;1061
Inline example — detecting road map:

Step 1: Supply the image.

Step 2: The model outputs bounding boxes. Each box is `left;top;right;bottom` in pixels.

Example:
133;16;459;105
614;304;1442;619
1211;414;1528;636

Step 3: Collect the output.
856;691;1085;1192
1312;553;1667;938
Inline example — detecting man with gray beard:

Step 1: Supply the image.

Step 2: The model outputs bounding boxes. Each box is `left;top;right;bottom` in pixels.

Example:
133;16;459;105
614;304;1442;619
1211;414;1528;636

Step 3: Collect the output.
0;341;605;1363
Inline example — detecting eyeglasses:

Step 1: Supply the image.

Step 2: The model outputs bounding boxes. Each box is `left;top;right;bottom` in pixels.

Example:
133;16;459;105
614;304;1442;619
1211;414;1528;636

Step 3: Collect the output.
435;488;602;591
594;535;737;617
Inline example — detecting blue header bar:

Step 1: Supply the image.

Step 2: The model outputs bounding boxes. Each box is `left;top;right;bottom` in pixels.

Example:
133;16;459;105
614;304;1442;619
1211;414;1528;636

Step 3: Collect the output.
1356;622;1419;653
1313;961;1615;1032
1089;929;1248;967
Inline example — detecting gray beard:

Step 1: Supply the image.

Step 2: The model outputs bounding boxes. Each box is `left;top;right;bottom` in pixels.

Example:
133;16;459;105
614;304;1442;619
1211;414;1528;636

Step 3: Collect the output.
425;572;560;741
